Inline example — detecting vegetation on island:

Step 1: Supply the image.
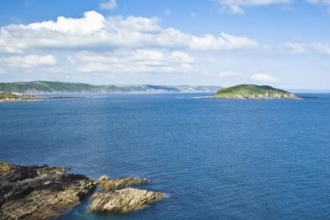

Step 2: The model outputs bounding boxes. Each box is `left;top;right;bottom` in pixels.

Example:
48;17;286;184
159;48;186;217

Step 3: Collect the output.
0;81;221;93
215;84;299;99
0;91;20;100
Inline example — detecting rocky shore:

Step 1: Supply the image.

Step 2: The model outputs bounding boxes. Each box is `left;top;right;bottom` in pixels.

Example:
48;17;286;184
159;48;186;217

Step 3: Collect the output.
214;93;301;99
0;162;165;219
90;175;164;213
90;187;164;213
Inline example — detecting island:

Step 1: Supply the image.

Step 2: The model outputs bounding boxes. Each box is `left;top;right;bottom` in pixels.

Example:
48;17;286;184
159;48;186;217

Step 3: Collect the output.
214;84;300;99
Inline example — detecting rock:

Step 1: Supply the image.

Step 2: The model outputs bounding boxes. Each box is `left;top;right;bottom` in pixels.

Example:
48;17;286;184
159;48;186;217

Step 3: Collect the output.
90;187;165;213
90;175;165;214
0;162;166;218
98;175;148;191
0;161;96;220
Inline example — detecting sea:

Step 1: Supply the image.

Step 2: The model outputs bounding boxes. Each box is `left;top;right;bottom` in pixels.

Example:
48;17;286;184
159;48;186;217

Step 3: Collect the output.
1;93;330;220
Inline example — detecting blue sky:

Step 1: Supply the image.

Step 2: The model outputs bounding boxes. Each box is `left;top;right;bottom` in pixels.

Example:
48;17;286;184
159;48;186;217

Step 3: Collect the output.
0;0;330;90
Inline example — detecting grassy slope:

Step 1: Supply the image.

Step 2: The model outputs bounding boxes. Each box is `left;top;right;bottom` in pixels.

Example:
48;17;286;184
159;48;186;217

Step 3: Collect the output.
215;84;290;97
0;81;96;93
0;81;172;93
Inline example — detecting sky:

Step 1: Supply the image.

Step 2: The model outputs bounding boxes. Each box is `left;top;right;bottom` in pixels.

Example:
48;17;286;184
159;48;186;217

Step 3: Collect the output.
0;0;330;90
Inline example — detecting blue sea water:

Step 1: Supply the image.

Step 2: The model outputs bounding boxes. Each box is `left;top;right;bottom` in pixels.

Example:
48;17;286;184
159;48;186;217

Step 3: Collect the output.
1;93;330;220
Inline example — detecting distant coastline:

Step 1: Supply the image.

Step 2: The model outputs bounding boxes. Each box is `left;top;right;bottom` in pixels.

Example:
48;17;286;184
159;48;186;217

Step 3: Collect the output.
0;81;221;94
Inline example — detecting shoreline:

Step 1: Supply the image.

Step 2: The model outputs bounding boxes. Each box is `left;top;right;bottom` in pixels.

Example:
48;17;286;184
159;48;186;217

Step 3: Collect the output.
213;97;303;100
0;98;43;103
198;95;304;100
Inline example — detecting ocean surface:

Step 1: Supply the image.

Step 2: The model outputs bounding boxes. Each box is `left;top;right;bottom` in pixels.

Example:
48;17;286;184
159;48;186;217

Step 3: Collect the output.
1;93;330;220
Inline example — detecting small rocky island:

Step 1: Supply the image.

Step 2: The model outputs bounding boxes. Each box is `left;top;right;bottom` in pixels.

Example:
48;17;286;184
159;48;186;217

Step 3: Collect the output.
214;84;300;99
0;161;165;219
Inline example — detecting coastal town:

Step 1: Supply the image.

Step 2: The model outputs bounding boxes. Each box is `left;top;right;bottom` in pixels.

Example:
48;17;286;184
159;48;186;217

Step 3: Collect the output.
0;91;37;102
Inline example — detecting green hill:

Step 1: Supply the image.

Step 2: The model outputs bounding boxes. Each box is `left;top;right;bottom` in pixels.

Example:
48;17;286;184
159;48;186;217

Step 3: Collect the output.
0;81;97;93
215;84;299;99
0;81;221;93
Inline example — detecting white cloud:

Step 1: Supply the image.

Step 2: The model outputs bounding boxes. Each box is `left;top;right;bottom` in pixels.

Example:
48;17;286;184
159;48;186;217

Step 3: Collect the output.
284;42;330;54
284;42;308;53
67;56;76;64
75;49;196;74
108;16;161;33
251;73;280;82
307;0;330;5
0;11;107;53
171;51;195;63
0;11;258;54
28;11;106;35
216;0;292;14
312;43;330;54
4;54;57;68
0;68;7;74
190;32;258;50
99;0;117;10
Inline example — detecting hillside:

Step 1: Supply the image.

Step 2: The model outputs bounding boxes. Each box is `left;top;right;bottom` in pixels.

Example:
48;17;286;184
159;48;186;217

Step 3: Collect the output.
0;81;221;93
215;84;299;99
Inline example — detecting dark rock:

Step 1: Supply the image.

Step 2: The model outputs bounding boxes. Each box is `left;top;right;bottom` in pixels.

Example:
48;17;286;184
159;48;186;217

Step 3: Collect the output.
0;162;166;218
0;161;95;220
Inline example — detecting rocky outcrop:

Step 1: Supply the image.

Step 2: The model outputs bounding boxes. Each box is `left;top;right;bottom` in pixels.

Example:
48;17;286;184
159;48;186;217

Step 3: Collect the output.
0;162;95;220
98;175;148;191
90;175;165;213
90;187;165;213
0;162;165;218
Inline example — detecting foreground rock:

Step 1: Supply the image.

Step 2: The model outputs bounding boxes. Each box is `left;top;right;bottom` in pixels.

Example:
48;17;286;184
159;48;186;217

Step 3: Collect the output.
90;187;165;213
0;162;165;218
98;175;148;191
0;161;95;220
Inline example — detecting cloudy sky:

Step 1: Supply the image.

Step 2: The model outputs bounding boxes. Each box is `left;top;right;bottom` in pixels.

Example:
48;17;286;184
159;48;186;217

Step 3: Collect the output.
0;0;330;90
